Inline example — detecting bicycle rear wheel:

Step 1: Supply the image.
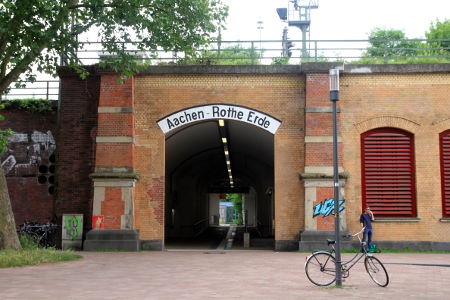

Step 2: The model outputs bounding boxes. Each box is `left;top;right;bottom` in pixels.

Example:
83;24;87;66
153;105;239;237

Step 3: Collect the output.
364;256;389;287
305;252;336;286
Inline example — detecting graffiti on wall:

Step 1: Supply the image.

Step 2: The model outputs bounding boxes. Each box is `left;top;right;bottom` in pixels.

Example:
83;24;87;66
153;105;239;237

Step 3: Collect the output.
63;214;83;240
1;130;56;176
313;198;345;217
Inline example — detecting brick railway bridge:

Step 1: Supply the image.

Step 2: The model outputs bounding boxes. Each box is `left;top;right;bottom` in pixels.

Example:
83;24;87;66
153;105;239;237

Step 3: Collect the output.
4;63;450;251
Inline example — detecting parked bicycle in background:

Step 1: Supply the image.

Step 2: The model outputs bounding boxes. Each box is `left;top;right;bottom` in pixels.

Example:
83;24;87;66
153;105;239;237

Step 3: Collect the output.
17;221;58;248
304;227;389;287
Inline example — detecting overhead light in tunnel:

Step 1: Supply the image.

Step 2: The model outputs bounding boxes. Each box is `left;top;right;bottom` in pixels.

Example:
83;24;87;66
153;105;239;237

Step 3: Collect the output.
226;160;230;164
224;150;229;155
218;119;225;127
222;137;227;143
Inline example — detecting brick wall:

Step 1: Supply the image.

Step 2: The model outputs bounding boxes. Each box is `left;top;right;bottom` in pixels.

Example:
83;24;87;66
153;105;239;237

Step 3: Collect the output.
340;72;450;242
0;107;57;224
56;74;100;229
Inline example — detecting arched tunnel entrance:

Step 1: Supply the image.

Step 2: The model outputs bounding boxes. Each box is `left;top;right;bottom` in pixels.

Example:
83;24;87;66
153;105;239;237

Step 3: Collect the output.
164;119;274;250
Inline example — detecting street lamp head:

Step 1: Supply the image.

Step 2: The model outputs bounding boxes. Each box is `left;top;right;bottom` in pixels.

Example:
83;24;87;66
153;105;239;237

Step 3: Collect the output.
329;69;340;101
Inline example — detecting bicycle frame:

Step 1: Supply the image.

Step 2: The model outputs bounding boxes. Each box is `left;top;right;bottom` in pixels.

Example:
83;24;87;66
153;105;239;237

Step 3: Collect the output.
328;228;370;274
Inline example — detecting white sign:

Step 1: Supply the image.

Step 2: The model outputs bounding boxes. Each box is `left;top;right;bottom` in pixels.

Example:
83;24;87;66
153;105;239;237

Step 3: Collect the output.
157;104;281;134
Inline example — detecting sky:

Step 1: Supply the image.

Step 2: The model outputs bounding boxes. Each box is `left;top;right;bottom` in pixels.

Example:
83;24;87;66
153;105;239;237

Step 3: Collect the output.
221;0;450;41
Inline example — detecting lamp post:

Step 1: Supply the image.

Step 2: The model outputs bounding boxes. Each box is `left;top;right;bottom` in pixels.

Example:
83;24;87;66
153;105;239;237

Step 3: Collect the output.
329;68;342;286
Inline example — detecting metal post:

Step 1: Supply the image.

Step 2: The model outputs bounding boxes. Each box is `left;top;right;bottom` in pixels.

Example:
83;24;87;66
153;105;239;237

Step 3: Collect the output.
250;41;255;65
46;81;49;100
329;69;342;286
314;41;318;62
301;27;308;59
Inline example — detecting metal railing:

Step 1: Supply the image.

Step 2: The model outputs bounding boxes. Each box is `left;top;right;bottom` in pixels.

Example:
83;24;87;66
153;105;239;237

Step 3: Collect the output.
3;39;449;100
2;80;60;101
71;38;450;65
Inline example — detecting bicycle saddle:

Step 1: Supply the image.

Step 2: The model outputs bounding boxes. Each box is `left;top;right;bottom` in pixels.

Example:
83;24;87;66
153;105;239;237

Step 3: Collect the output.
327;239;336;245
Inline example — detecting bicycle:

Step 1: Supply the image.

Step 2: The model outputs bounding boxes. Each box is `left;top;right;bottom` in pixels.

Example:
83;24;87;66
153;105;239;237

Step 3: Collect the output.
17;221;57;248
304;227;389;287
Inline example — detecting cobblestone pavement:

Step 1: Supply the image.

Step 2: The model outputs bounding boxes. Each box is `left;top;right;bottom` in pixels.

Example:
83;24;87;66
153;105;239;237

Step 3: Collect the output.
0;251;449;299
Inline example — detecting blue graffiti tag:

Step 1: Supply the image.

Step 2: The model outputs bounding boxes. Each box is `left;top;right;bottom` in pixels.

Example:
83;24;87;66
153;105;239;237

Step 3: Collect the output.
313;198;345;217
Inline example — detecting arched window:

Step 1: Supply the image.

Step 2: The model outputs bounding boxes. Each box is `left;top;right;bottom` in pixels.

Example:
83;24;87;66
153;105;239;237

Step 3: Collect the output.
440;130;450;218
361;128;416;217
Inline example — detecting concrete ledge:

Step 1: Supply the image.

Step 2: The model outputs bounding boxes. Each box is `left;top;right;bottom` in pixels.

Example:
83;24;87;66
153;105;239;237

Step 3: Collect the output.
344;63;450;74
304;136;342;143
300;172;349;180
275;240;299;251
376;241;450;251
58;63;450;78
98;107;134;113
90;172;140;180
299;230;353;251
83;229;140;251
305;106;341;113
141;240;164;251
250;238;275;248
137;65;302;75
96;136;135;143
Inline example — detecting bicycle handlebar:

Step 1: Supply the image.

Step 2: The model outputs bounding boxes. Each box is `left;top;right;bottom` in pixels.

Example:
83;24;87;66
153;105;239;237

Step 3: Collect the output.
351;227;365;237
342;227;365;239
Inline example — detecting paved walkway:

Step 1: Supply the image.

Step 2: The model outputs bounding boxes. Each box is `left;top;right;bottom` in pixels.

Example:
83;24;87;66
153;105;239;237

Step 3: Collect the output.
1;251;449;299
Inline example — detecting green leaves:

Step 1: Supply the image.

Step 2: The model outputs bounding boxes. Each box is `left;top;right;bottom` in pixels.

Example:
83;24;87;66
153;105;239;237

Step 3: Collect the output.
363;22;450;62
426;19;450;53
365;28;424;58
0;0;228;94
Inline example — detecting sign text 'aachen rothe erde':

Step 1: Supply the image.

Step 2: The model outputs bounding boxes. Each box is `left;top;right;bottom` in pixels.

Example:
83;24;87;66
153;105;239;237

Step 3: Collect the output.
157;104;281;134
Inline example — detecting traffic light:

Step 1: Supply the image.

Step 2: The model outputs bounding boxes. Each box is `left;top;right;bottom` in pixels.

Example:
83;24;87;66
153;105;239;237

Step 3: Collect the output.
37;152;56;195
287;41;294;57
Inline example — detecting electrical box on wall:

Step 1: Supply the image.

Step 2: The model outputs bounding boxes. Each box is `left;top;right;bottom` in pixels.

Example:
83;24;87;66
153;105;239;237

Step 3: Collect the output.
62;214;83;250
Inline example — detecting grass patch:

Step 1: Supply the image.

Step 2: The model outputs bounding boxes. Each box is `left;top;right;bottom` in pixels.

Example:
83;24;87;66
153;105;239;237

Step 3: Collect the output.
0;233;82;268
0;248;82;268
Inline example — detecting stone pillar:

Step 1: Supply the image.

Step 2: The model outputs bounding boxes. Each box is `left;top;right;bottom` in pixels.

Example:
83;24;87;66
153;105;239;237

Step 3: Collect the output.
299;71;349;250
84;74;140;251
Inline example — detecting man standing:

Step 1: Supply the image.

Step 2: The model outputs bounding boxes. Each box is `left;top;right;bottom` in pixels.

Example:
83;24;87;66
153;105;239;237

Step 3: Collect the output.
360;206;375;249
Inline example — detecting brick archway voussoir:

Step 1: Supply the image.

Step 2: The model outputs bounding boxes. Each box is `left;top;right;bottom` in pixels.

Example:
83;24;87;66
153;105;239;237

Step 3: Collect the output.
354;116;421;134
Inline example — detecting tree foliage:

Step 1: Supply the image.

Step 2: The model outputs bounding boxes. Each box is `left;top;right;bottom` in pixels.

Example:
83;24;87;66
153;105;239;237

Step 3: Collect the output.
0;0;228;94
0;0;227;250
426;19;450;53
226;193;243;225
365;28;423;58
179;45;262;65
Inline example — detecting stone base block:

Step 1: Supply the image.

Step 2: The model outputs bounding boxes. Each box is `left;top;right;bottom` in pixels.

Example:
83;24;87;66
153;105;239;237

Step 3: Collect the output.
83;229;140;251
299;230;353;251
376;241;450;251
275;240;299;251
141;240;163;251
62;239;83;251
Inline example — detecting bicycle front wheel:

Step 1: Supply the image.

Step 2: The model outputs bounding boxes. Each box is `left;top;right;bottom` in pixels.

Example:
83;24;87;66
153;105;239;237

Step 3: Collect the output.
305;252;336;286
364;256;389;287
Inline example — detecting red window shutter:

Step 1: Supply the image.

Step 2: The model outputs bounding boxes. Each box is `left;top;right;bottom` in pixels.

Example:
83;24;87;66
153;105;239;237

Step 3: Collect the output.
440;130;450;217
361;128;416;217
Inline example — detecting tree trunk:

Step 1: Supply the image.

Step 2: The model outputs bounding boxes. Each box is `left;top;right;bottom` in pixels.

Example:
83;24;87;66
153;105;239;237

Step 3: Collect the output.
0;166;21;250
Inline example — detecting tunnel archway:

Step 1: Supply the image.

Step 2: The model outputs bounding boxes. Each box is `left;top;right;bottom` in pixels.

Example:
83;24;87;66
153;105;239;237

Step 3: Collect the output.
164;117;275;250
